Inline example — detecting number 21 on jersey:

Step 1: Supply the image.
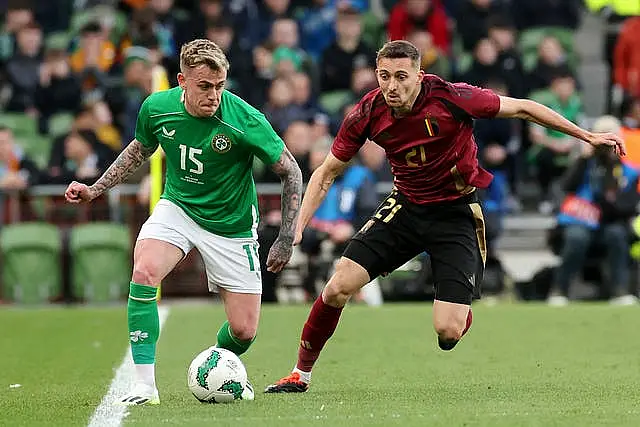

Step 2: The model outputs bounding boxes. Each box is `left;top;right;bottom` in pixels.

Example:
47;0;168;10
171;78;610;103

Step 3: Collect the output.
374;196;402;223
179;144;203;174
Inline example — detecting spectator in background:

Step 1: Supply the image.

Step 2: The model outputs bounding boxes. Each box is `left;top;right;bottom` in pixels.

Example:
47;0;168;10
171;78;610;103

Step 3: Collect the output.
147;0;178;60
272;46;304;78
619;96;640;171
487;15;525;98
528;67;583;214
613;17;640;99
246;43;275;109
269;18;317;85
511;0;581;31
35;45;82;134
0;2;34;63
72;102;122;152
136;35;170;92
4;21;42;113
283;120;313;181
0;125;41;191
295;0;338;62
300;139;380;298
528;36;572;93
289;71;323;120
320;4;375;92
253;0;293;48
455;0;511;52
45;129;116;185
387;0;450;54
406;30;450;79
460;38;500;86
474;79;520;206
205;18;252;96
351;66;377;97
263;77;308;136
113;47;153;144
549;116;639;306
309;112;334;147
69;21;116;93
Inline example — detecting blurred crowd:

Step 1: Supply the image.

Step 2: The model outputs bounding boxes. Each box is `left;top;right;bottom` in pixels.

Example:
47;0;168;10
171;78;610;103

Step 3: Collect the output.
3;0;640;303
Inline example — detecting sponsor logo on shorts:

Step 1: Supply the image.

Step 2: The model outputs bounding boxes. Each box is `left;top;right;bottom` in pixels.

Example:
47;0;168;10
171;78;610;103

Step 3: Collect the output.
211;134;232;153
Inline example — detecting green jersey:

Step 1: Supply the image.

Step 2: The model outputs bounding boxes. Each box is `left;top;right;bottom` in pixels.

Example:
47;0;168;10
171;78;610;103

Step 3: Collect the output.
135;87;284;238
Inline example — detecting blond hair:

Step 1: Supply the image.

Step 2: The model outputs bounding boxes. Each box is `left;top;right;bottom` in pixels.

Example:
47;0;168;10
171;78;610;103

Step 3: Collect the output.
179;39;229;73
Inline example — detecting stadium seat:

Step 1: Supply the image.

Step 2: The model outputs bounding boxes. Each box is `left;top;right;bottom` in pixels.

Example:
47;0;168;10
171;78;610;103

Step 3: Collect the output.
21;133;52;169
69;222;132;303
0;222;62;304
48;112;75;138
45;31;70;52
0;113;38;139
319;90;353;116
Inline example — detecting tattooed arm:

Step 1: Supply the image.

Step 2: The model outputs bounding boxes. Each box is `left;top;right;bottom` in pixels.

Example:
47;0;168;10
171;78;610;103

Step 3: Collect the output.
266;147;303;273
65;139;157;203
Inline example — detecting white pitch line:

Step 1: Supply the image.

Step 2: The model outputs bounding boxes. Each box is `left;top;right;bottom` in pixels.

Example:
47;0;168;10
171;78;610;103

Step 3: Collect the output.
88;306;170;427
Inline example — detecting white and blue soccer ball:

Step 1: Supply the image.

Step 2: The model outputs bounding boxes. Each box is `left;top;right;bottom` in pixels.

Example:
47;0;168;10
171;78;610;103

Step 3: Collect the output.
187;346;254;403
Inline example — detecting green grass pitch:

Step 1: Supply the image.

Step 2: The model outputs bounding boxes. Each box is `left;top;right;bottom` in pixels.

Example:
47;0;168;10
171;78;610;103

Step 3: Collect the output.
1;302;640;427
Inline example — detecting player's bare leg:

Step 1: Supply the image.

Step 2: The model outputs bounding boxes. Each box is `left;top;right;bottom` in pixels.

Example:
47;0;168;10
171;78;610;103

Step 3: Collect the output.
215;289;261;400
265;257;370;393
433;300;473;351
117;239;184;406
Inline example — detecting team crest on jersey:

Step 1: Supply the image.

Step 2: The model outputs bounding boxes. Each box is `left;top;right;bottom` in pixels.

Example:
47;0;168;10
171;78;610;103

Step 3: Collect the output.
211;134;232;153
424;114;439;137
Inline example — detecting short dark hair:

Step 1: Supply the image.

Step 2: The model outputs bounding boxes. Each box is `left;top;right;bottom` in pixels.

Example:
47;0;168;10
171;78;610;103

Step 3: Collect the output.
486;14;514;31
376;40;420;68
550;65;575;82
81;21;102;35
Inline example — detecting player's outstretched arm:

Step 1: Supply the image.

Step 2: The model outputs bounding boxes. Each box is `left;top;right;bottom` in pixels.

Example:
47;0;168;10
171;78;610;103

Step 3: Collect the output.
266;147;303;273
295;152;349;242
64;139;156;204
496;96;627;156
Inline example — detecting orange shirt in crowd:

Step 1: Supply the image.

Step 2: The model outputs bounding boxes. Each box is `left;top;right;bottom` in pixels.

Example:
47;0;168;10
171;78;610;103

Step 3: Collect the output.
614;17;640;97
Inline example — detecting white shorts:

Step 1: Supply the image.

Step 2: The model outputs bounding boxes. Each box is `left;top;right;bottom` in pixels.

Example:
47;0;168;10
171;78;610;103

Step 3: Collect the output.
137;199;262;294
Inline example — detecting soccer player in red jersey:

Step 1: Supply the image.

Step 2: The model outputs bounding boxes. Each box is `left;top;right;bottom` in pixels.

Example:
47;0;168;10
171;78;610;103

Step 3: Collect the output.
264;40;625;393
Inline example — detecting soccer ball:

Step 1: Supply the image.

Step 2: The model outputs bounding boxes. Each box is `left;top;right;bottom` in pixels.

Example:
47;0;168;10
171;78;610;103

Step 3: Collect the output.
187;346;254;403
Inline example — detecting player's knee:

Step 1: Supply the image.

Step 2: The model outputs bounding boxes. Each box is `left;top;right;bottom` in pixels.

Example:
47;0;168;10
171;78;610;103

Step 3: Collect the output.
434;316;466;342
323;259;362;306
229;321;257;341
131;260;163;286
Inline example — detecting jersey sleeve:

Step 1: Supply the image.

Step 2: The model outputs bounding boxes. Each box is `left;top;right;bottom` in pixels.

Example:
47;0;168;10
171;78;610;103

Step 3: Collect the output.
331;100;371;162
447;82;501;119
244;114;285;165
135;97;159;150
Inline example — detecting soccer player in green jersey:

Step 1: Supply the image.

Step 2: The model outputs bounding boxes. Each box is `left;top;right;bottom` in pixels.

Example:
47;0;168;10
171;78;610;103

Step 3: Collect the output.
64;39;303;405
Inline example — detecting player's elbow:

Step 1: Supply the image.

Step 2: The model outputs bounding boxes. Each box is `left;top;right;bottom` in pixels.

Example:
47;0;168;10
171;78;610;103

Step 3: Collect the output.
498;97;534;120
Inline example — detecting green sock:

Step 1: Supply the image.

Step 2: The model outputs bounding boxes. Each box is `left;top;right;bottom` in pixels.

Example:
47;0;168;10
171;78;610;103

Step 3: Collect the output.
216;321;255;356
128;282;159;364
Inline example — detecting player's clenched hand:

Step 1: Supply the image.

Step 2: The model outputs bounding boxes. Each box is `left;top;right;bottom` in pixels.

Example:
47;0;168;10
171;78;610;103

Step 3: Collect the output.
587;132;626;157
64;181;98;204
266;236;294;273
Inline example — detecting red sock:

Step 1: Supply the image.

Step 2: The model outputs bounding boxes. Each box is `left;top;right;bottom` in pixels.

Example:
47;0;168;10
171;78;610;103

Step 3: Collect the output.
296;295;343;372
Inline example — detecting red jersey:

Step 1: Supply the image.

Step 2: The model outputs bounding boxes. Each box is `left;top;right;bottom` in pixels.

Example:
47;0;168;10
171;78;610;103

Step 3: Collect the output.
331;74;501;205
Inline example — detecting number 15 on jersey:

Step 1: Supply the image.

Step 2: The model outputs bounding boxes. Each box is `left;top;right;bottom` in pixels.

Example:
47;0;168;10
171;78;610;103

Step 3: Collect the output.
179;144;203;174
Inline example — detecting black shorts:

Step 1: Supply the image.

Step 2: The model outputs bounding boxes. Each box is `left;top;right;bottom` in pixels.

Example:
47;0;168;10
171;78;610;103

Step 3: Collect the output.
343;190;487;305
